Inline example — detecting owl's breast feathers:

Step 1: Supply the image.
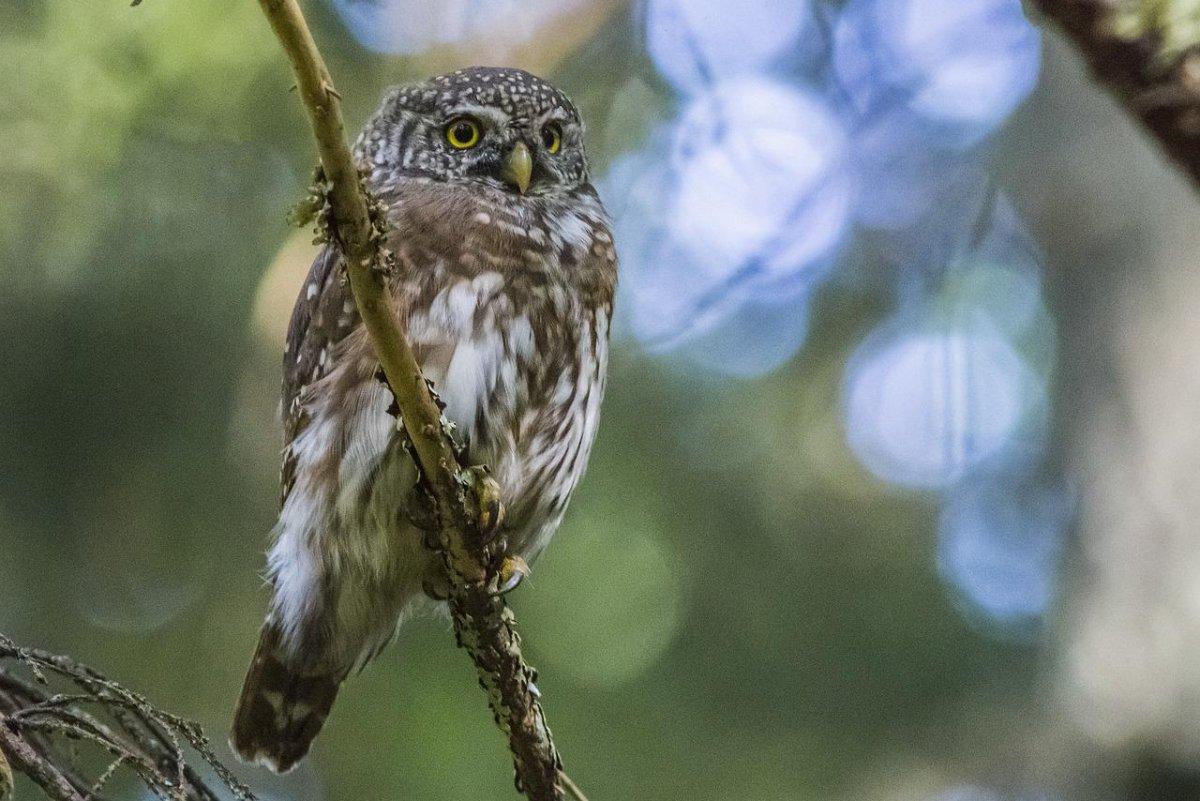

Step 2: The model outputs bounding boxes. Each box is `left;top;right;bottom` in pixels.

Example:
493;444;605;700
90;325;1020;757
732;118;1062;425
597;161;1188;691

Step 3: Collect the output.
281;177;616;555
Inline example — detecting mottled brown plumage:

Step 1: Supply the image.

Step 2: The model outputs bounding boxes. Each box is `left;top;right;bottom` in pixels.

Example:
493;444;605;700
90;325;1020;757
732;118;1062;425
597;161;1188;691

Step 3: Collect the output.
232;67;616;773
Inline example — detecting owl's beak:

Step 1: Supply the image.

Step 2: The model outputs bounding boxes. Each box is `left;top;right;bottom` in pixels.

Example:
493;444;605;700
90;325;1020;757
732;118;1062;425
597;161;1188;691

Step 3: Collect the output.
500;141;533;194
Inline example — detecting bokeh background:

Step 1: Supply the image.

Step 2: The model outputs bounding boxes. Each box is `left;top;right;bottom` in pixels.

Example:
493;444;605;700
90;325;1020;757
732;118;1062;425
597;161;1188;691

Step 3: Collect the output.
3;0;1200;799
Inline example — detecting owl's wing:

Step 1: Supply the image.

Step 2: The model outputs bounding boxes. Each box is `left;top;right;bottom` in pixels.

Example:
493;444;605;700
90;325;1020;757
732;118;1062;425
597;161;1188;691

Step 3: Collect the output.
279;244;358;505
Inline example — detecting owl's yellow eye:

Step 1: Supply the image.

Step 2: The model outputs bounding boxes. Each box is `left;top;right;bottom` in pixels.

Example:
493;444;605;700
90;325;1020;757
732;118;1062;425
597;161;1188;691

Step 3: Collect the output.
445;117;481;149
541;122;562;154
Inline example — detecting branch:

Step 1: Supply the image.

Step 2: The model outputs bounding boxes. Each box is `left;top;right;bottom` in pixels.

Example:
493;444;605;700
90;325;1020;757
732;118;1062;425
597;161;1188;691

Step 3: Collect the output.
1032;0;1200;189
0;634;254;801
254;2;580;798
0;717;82;801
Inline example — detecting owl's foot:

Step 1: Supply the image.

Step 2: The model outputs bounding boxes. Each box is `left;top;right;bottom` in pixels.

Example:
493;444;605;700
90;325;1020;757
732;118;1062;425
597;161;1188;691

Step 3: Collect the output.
424;555;524;599
495;555;530;595
462;465;505;543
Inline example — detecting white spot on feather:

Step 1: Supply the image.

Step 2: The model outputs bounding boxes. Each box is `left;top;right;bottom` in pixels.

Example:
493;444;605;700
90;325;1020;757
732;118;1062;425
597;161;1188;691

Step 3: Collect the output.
472;271;504;296
428;280;479;334
549;211;593;250
441;330;504;437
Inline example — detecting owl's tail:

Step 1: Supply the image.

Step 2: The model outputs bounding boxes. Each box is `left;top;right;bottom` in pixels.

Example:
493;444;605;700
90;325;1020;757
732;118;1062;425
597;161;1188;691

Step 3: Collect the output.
230;623;340;774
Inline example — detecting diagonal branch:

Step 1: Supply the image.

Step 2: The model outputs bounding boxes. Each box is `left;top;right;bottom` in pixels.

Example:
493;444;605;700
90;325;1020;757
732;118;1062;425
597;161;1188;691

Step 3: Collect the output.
253;2;581;799
1032;0;1200;190
0;716;83;801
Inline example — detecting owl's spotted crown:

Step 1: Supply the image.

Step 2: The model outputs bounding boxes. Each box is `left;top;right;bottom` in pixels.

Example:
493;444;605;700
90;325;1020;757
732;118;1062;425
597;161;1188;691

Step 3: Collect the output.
389;67;581;124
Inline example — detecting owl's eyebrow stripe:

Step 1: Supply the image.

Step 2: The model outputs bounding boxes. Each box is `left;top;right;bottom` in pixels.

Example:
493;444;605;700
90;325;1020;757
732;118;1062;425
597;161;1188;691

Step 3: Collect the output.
440;104;573;130
536;108;573;125
442;105;509;126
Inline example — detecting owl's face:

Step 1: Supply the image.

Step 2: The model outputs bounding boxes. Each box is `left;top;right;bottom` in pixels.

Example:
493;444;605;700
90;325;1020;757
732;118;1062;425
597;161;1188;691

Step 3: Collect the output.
358;67;590;199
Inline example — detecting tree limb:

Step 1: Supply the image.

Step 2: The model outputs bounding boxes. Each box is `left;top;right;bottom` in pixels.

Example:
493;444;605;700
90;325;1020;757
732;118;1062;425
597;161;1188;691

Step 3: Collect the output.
0;634;253;801
253;1;577;798
1032;0;1200;189
0;737;11;801
0;716;82;801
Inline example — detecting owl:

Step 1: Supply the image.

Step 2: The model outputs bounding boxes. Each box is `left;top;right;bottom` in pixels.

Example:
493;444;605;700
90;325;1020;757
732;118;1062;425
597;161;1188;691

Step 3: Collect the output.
231;67;617;773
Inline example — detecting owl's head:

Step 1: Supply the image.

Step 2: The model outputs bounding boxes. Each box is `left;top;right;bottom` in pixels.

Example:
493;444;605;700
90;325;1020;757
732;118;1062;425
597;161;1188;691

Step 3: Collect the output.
357;67;590;198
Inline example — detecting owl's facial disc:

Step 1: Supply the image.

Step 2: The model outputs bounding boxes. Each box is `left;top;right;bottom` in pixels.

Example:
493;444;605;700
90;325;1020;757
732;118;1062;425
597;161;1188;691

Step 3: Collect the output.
441;109;572;195
364;68;590;194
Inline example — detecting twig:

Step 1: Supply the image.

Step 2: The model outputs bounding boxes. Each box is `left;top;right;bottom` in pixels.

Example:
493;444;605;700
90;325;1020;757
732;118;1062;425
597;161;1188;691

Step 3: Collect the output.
560;769;590;801
253;1;576;799
0;635;252;801
1031;0;1200;190
0;738;11;801
0;715;84;801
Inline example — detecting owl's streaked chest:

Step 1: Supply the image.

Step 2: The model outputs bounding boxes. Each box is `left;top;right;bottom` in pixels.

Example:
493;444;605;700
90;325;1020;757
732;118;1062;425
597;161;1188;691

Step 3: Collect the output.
368;186;613;553
401;265;608;554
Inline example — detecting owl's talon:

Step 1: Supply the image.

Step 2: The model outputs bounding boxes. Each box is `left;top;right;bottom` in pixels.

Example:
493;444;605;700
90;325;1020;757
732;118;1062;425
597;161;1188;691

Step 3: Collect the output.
496;555;530;595
481;497;504;542
462;465;505;543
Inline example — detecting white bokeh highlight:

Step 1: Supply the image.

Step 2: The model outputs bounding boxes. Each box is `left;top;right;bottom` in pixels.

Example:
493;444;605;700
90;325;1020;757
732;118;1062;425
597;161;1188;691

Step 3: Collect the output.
644;0;814;95
606;80;850;376
332;0;589;55
843;328;1038;489
834;0;1041;148
938;481;1071;625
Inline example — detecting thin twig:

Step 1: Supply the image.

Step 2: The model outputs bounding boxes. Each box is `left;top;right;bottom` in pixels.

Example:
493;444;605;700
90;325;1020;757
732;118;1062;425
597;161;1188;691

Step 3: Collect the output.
89;754;129;799
560;770;590;801
0;738;11;801
0;636;251;801
252;1;577;799
0;714;85;801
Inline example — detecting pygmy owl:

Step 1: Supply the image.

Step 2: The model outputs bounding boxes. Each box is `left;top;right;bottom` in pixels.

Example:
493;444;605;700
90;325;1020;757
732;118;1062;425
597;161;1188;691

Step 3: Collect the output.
231;67;617;772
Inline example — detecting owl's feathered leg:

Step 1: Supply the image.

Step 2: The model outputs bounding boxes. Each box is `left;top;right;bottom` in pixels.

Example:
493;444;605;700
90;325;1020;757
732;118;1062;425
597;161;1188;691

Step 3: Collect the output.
230;622;340;774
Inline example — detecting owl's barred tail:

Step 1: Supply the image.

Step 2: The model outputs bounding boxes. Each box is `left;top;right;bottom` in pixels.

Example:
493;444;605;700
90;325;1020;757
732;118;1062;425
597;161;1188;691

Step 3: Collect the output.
230;623;340;774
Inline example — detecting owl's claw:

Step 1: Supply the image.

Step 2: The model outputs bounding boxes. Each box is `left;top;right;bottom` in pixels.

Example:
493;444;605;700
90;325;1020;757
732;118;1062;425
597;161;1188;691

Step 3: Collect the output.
462;465;505;543
495;555;530;595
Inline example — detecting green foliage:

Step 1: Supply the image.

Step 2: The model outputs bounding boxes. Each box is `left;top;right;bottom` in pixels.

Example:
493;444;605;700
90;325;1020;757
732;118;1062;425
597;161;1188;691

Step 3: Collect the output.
0;1;281;280
1109;0;1200;61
